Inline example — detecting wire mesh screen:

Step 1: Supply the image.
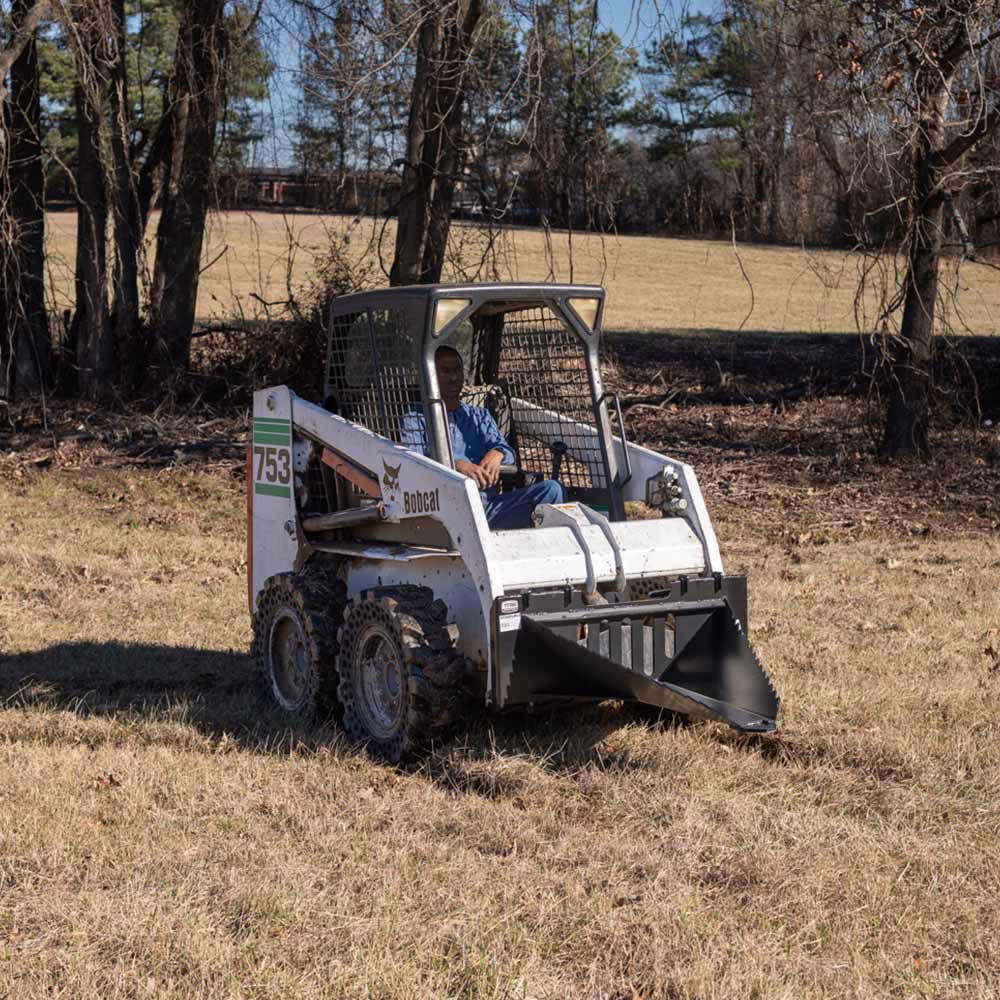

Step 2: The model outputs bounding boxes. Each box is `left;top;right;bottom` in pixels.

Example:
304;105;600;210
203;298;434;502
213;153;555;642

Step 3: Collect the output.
471;306;606;490
325;308;427;452
301;451;329;516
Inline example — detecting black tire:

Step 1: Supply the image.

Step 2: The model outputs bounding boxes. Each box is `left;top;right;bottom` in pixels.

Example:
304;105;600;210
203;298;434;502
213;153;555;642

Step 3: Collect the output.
337;585;467;763
252;566;345;723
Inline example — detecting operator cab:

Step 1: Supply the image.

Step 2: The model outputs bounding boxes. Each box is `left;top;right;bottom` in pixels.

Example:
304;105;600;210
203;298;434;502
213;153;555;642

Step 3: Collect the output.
321;283;629;525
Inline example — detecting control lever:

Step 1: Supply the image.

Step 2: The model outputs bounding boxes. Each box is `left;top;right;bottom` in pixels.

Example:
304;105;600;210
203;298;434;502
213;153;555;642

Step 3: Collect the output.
549;440;568;481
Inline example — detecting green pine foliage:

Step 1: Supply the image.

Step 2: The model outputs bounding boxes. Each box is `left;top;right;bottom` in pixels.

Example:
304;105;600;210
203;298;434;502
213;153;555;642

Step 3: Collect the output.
36;0;271;189
632;10;754;164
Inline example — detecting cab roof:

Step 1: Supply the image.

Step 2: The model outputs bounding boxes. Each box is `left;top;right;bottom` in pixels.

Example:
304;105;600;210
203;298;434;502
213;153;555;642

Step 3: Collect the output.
328;282;605;317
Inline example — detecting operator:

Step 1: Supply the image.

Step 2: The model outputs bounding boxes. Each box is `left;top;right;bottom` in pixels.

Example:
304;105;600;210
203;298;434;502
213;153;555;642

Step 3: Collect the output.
402;345;564;530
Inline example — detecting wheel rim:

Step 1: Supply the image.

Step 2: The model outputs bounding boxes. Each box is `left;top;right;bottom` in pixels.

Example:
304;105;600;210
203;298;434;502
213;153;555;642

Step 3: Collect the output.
268;610;309;709
352;622;405;741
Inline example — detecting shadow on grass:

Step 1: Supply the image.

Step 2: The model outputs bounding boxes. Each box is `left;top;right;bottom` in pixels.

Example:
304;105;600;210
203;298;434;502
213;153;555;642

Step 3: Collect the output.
415;701;710;800
606;328;870;391
0;641;747;779
604;329;880;472
607;328;1000;390
0;641;299;752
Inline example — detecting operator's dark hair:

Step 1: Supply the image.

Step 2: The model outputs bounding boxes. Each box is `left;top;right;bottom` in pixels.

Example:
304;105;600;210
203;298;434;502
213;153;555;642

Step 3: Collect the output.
434;345;462;362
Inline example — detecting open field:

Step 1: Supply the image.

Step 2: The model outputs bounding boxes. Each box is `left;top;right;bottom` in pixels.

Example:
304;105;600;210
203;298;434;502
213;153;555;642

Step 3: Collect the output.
2;325;999;998
5;219;999;997
44;210;1000;336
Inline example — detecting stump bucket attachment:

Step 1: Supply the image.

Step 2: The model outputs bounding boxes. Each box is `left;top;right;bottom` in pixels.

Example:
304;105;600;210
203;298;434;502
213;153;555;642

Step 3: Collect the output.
518;590;779;732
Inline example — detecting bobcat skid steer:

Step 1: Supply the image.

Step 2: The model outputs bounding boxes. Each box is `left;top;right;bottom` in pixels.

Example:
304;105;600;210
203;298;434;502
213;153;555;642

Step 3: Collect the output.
248;283;779;761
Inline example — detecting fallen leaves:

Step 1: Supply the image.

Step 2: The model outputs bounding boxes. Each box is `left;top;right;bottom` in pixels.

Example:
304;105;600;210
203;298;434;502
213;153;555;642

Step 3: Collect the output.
91;772;122;791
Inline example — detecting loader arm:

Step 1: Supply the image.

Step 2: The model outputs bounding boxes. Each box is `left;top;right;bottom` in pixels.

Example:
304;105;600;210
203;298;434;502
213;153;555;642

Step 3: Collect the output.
250;386;507;687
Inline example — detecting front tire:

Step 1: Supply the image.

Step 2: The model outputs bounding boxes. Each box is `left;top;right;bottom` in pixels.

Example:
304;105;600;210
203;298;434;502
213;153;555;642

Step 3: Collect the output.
337;586;466;762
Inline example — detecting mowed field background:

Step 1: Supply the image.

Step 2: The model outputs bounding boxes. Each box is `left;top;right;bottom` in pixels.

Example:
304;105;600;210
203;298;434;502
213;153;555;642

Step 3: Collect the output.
2;212;999;999
43;209;1000;334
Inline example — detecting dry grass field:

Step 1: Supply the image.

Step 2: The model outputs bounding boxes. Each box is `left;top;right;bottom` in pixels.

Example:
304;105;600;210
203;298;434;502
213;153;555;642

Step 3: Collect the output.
43;209;1000;335
2;215;999;998
1;418;997;999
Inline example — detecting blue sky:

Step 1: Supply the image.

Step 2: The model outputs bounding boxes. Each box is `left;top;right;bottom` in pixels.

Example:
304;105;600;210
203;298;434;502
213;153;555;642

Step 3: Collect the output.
253;0;711;167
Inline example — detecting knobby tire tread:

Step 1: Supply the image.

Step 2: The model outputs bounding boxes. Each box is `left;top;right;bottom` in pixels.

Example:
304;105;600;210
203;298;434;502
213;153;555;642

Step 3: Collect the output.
251;560;346;723
338;584;467;763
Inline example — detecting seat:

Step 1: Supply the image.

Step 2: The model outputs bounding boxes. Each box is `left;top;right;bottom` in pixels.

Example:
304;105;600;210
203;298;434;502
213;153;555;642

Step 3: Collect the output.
461;381;515;446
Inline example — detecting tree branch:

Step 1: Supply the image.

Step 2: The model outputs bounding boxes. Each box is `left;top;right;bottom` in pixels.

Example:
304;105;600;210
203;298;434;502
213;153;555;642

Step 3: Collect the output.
937;104;1000;168
0;0;51;105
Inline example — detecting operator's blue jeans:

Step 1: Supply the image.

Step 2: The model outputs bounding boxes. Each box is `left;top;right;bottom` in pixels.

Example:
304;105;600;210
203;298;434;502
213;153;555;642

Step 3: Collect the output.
481;479;565;531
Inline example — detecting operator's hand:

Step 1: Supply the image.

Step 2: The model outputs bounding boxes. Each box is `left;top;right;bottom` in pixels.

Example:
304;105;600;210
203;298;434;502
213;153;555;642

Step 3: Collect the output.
455;459;491;490
480;449;504;488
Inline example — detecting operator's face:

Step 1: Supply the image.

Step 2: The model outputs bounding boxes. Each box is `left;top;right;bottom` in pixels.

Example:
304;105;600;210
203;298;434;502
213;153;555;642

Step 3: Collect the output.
435;350;464;411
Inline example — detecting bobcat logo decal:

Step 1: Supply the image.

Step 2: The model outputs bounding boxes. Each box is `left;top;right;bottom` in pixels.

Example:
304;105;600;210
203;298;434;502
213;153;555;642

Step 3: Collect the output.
382;460;401;492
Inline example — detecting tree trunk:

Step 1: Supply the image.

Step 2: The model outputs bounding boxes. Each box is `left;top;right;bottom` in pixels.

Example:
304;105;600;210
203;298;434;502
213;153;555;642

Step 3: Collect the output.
0;0;50;398
390;9;440;286
135;97;175;236
884;193;943;458
752;157;769;243
883;87;950;459
73;81;113;400
422;106;464;284
390;0;482;287
108;0;143;389
150;0;226;371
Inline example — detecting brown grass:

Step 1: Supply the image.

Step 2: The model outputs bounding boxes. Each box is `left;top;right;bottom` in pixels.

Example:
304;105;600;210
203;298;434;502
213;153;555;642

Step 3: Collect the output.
43;210;1000;335
4;219;999;997
2;388;999;998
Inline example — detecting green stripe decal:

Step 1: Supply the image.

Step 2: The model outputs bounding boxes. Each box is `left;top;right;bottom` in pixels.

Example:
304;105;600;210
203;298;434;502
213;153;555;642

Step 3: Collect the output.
254;483;291;498
254;417;290;427
253;432;291;445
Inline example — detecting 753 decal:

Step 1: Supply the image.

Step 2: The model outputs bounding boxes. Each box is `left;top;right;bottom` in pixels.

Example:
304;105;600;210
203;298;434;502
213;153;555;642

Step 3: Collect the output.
254;445;290;483
252;417;293;498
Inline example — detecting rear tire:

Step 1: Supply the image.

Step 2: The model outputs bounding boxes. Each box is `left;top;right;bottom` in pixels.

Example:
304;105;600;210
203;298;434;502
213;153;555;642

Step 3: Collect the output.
337;585;466;762
252;567;345;723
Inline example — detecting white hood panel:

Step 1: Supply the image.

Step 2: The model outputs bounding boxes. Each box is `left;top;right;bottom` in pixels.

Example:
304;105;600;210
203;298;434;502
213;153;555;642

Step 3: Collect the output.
490;518;706;592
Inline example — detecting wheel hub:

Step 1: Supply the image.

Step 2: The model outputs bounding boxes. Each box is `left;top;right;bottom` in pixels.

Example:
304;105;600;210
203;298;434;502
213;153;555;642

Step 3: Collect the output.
352;623;405;741
268;610;309;709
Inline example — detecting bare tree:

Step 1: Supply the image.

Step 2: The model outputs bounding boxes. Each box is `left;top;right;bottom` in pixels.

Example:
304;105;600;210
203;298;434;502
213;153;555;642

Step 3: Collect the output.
64;1;114;400
108;0;142;386
804;0;1000;456
149;0;228;371
0;0;51;403
390;0;484;286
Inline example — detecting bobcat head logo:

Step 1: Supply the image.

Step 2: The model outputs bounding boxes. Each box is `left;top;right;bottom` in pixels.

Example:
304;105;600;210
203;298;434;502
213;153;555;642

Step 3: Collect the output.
382;460;401;492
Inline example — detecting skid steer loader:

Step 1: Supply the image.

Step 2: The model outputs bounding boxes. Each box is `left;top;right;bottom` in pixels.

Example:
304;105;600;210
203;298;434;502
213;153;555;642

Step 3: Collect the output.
248;283;779;761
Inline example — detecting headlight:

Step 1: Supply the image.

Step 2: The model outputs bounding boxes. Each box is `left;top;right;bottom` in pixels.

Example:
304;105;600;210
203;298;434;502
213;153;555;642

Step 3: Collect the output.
646;465;688;515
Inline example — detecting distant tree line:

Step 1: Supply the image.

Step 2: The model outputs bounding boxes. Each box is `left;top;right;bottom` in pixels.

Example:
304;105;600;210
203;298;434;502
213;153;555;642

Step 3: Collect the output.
288;0;1000;257
0;0;998;458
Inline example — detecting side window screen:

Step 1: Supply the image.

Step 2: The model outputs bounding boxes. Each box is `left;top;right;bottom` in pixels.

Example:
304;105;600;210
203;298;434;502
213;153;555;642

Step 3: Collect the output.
325;306;427;452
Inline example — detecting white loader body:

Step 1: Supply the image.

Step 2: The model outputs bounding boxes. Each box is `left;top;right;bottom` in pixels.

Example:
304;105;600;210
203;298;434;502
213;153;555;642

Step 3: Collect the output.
251;387;718;696
248;282;779;751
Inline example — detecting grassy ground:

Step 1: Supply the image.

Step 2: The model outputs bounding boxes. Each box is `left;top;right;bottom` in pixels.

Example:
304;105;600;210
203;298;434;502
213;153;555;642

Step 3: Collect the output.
2;380;998;999
3;216;998;997
43;210;1000;335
